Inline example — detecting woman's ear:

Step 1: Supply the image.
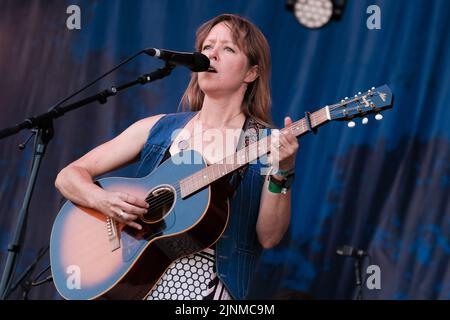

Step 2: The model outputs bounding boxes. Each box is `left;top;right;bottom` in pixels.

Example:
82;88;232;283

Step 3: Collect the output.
244;65;259;84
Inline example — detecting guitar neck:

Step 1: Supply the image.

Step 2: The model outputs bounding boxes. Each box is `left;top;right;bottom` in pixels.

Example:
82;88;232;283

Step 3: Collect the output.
180;107;330;198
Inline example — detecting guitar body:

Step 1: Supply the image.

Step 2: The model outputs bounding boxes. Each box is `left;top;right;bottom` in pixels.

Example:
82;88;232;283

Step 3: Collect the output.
50;150;230;300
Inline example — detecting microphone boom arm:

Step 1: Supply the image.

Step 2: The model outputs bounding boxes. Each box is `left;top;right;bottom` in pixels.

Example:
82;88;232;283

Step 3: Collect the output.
0;64;175;140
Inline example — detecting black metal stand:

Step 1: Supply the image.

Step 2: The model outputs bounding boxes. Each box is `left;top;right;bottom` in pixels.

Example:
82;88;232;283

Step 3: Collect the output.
353;257;363;300
336;245;367;300
4;246;49;300
0;63;175;299
0;123;53;299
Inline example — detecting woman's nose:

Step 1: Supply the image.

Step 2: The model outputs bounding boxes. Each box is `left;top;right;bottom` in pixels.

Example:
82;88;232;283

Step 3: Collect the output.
207;48;219;61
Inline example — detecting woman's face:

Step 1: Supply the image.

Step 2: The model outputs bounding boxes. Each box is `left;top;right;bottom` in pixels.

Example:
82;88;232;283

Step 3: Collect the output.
198;22;257;98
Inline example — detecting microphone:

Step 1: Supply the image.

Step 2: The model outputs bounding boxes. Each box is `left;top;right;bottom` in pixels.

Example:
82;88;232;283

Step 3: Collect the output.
336;245;367;258
144;48;210;72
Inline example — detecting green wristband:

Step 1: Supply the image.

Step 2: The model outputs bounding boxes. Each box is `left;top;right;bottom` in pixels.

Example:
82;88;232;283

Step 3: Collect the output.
272;167;295;177
268;179;283;193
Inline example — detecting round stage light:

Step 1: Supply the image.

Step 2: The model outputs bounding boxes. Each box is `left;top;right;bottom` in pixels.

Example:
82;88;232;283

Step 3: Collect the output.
286;0;346;29
294;0;333;29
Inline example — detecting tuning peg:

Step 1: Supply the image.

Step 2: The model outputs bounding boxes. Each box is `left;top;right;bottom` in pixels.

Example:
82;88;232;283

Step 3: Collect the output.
375;113;383;120
347;121;356;128
371;87;375;90
345;97;348;100
358;92;361;95
362;117;368;124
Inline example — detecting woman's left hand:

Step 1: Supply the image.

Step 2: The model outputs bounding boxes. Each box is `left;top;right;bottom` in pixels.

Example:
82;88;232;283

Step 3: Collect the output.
268;117;299;172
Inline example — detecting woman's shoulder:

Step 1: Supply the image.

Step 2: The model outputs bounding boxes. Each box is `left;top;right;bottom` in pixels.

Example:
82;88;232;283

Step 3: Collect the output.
123;114;166;143
133;111;197;140
137;113;166;126
139;111;196;125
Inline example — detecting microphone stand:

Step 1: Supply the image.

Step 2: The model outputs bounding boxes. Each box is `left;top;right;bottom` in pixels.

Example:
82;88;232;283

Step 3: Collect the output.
0;63;176;299
336;245;367;300
5;245;48;300
353;257;363;300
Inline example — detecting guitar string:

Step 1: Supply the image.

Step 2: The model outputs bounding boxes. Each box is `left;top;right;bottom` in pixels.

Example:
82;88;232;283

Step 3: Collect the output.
142;145;262;209
141;105;344;209
143;156;256;211
134;101;362;212
142;118;315;211
145;94;382;211
140;108;337;211
141;143;268;211
141;123;297;210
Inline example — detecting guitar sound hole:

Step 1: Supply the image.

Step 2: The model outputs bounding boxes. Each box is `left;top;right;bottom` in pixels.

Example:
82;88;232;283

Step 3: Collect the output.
141;185;176;224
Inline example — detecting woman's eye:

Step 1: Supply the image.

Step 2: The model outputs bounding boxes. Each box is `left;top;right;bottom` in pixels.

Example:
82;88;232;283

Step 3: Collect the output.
225;47;235;53
202;45;212;50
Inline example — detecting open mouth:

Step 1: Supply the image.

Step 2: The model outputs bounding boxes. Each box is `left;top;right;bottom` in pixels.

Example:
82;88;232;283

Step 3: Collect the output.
207;66;217;73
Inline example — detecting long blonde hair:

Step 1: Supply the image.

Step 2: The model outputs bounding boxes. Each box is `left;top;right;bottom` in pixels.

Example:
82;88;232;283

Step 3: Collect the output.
180;14;273;127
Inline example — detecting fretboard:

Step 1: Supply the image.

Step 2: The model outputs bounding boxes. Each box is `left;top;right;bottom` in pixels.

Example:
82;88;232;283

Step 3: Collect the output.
179;107;330;198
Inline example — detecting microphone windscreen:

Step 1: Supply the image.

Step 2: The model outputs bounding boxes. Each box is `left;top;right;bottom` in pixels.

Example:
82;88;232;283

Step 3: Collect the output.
192;52;210;72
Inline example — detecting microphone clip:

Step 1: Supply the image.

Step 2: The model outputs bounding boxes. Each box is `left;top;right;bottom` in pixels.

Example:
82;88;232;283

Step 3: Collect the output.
336;245;369;300
138;63;175;85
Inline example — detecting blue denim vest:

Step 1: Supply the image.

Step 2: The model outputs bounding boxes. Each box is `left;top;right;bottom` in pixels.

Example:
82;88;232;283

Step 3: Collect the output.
135;112;269;299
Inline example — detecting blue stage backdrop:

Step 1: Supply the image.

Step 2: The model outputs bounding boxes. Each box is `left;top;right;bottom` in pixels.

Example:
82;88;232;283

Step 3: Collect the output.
0;0;449;299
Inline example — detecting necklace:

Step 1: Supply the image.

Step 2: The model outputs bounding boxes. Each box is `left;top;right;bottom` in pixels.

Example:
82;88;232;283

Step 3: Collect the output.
177;111;243;151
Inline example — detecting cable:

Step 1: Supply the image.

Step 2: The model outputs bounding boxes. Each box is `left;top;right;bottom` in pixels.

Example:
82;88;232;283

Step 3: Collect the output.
48;50;146;113
31;264;51;286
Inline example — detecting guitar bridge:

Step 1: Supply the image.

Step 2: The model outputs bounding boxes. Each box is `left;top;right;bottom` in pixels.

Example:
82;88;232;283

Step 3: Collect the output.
106;217;121;252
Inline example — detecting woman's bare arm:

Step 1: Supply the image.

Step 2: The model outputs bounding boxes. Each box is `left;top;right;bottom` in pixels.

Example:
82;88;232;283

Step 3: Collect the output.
55;114;164;229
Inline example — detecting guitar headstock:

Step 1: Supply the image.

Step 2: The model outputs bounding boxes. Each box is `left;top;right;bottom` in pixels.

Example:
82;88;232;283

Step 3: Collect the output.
328;85;393;127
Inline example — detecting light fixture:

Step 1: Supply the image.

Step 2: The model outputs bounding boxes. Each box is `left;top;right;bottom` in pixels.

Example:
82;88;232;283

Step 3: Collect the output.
285;0;347;29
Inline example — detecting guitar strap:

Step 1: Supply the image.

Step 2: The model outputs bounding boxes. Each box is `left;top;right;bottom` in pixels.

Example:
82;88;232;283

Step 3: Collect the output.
227;116;259;198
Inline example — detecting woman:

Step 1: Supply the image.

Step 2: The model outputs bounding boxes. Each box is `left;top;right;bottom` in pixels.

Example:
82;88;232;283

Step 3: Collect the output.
55;14;299;300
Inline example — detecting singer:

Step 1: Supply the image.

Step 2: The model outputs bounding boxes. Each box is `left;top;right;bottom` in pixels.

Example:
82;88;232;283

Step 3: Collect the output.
54;14;299;300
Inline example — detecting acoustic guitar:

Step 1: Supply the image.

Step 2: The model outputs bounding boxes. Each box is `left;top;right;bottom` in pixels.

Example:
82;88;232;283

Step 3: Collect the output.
50;85;393;299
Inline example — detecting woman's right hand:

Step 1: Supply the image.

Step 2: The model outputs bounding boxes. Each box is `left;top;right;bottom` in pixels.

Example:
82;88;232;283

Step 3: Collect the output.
54;115;165;231
93;190;149;230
